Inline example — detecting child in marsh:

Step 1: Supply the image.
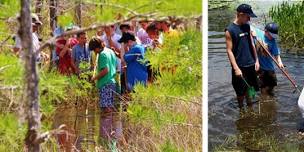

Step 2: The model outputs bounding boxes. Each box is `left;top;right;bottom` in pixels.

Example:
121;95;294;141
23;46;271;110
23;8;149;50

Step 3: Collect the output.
251;22;284;96
89;37;117;112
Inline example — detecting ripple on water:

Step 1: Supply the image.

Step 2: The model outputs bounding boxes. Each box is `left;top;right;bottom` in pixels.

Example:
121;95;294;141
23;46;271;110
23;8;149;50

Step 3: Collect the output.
209;38;304;151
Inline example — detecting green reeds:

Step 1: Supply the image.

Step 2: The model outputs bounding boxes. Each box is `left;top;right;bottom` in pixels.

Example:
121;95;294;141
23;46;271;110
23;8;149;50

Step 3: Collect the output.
269;1;304;52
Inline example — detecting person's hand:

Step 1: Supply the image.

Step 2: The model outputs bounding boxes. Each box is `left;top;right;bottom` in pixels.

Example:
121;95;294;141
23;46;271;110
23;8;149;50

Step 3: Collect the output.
75;68;80;75
235;68;242;77
91;76;96;82
107;35;112;41
278;62;284;69
255;61;260;71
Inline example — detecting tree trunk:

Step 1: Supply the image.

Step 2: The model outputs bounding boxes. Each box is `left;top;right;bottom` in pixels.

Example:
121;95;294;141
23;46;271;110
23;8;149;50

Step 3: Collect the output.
49;0;58;32
35;0;42;17
75;0;82;27
35;0;43;34
49;0;58;70
19;0;41;151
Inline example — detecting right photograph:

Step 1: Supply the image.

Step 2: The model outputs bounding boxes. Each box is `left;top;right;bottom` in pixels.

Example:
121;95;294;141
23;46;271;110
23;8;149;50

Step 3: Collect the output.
208;1;304;151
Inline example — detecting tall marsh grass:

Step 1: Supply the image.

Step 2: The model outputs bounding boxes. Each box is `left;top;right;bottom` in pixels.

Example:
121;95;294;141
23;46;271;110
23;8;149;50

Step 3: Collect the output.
269;1;304;52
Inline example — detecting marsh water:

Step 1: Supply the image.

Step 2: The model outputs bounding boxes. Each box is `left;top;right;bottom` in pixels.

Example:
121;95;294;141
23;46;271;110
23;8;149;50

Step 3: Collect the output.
52;103;126;151
208;2;304;151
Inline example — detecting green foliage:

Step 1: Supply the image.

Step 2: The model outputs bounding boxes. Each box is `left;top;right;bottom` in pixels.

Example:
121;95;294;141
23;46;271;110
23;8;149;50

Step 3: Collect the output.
57;12;75;28
128;29;201;133
0;53;23;85
0;114;26;151
0;0;20;18
161;140;180;152
85;0;201;24
269;1;304;50
143;29;202;99
0;0;20;40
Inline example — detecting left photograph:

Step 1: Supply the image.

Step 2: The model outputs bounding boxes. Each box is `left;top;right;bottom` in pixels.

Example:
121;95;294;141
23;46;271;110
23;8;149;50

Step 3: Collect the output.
0;0;202;151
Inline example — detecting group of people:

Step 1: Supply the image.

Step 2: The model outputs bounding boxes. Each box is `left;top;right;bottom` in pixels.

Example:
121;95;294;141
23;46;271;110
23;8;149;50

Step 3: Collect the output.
225;4;284;109
12;13;180;112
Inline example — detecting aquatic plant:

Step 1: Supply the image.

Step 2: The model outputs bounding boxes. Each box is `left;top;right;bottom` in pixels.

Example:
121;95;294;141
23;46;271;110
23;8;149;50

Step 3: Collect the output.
269;1;304;52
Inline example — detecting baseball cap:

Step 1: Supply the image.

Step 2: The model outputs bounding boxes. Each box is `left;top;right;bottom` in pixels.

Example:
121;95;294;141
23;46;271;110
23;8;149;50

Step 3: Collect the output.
118;32;136;43
237;4;257;18
265;22;279;39
31;13;42;25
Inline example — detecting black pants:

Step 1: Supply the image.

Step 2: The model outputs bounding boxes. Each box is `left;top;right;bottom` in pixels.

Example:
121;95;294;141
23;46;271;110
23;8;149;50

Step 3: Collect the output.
232;65;259;96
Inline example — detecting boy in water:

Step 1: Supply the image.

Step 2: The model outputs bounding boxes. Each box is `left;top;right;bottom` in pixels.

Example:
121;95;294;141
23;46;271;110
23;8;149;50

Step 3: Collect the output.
251;22;284;96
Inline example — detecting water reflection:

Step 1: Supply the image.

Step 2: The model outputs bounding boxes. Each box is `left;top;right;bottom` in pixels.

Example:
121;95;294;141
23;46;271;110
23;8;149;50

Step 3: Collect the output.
52;104;126;151
235;96;277;151
98;112;124;150
208;3;304;151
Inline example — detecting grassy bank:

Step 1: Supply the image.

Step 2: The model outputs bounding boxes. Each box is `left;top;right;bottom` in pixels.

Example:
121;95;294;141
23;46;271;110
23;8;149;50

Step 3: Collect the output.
0;51;98;150
269;1;304;53
0;28;202;151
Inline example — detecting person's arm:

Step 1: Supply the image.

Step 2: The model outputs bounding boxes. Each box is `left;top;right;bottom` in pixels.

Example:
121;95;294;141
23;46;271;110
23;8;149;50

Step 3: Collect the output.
92;67;108;81
275;55;284;68
108;36;121;54
71;47;80;74
13;36;21;55
91;54;109;81
273;43;284;68
225;31;242;76
59;43;70;58
250;31;260;71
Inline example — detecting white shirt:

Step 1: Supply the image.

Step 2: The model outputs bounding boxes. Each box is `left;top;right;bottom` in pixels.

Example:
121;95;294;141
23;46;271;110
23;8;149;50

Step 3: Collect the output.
101;33;122;50
101;33;122;73
14;32;41;60
136;28;149;44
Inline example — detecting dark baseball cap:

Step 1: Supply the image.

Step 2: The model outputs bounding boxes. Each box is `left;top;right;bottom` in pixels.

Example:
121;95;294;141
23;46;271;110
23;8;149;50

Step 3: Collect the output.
265;22;279;39
118;32;136;43
237;4;257;18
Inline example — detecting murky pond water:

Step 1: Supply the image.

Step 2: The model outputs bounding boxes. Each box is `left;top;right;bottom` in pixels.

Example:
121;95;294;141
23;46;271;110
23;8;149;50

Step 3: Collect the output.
52;103;126;151
208;2;304;151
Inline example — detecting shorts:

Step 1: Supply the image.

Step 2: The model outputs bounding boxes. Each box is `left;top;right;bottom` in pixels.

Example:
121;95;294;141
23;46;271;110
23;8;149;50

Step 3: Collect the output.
99;83;116;108
232;65;259;96
258;69;277;88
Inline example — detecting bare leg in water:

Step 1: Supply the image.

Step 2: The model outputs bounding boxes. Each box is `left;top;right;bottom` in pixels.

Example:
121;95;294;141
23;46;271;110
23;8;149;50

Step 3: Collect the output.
237;95;245;109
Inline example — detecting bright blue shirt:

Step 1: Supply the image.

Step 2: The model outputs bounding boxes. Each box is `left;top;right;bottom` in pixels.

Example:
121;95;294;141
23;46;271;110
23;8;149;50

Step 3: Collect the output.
72;43;91;69
253;27;280;71
124;44;148;91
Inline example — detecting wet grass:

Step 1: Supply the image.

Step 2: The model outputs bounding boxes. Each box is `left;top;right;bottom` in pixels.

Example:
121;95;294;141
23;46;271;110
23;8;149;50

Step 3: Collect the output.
213;134;301;152
269;1;304;53
0;28;202;151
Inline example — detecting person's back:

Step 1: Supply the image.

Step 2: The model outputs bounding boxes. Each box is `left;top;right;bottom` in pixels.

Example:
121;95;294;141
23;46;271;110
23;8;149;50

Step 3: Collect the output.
96;47;117;89
124;43;148;90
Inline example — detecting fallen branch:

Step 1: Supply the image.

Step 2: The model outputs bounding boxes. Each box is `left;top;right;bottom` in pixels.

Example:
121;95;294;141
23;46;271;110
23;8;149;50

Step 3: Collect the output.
0;35;12;48
35;13;155;56
0;85;19;90
34;124;68;144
